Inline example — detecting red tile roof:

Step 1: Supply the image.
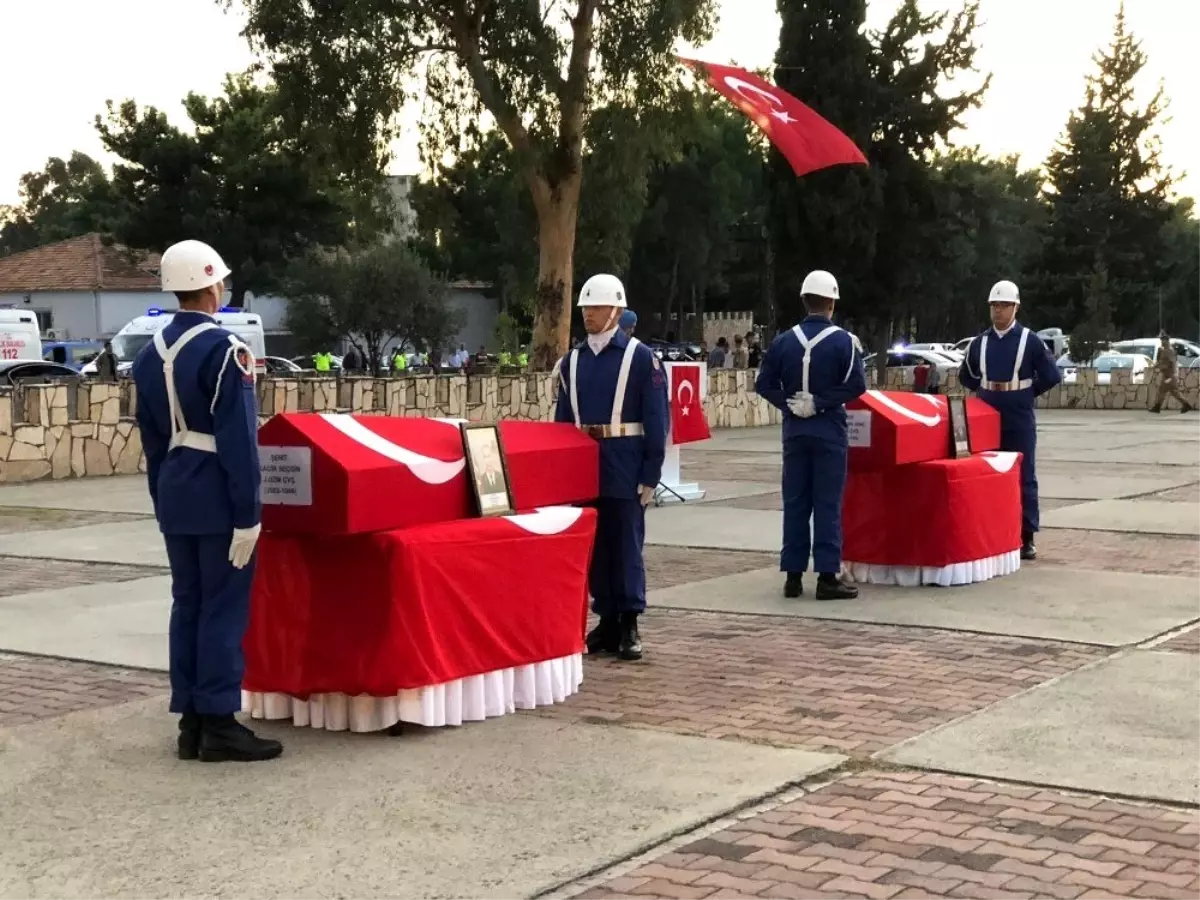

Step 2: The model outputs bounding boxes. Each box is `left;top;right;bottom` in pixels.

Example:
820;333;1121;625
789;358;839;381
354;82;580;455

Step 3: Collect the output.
0;234;162;293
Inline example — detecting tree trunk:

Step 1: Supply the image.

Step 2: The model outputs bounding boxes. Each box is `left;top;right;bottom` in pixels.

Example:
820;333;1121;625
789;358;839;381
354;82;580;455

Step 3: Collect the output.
529;177;581;371
228;278;247;309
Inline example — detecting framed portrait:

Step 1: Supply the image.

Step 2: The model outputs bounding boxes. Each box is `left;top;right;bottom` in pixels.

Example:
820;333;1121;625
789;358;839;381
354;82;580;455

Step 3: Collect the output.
461;422;515;517
947;394;972;459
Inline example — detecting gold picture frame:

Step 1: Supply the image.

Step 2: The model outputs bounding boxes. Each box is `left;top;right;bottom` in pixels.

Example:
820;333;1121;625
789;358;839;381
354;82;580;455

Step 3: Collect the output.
461;422;515;517
947;394;972;459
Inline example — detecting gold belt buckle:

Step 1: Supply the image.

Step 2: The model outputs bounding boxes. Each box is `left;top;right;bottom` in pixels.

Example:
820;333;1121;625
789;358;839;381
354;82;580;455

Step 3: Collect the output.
584;425;606;440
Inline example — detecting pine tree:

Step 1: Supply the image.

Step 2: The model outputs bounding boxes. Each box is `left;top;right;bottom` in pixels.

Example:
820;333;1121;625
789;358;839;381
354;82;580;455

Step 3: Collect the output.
1067;258;1114;365
1034;3;1174;336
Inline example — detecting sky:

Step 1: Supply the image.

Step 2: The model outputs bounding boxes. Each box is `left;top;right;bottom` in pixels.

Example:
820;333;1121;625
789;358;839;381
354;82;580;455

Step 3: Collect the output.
0;0;1195;207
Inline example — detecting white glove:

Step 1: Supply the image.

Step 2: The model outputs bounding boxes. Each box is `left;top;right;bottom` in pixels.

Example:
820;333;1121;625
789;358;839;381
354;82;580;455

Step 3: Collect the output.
229;524;262;569
787;391;816;419
639;485;656;507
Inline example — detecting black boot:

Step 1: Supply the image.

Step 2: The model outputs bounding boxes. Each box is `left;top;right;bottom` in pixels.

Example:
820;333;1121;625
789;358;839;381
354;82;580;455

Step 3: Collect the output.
1149;406;1161;413
617;613;643;661
586;616;620;655
178;711;201;761
1182;403;1194;414
815;573;858;601
784;573;804;598
1021;531;1037;561
198;714;283;763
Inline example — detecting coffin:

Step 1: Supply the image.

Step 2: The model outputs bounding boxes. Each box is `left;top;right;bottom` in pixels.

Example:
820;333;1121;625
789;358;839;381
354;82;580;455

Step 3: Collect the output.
846;390;1001;471
244;506;595;698
256;414;598;535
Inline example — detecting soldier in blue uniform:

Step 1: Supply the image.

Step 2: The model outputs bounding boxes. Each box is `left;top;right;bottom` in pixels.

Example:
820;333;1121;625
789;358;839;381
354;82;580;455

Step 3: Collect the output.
619;309;637;337
959;280;1062;560
555;275;668;661
133;239;281;763
755;270;866;601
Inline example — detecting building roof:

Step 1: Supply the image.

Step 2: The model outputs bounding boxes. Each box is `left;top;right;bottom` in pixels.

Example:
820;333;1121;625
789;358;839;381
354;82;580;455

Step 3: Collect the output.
0;234;162;293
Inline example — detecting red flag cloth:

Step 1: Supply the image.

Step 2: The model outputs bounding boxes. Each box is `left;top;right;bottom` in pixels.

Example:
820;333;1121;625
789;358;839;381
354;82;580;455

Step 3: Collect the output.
670;363;711;444
680;58;868;177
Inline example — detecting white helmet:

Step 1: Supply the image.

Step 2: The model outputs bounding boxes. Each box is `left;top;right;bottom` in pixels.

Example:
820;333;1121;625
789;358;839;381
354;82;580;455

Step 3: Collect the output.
160;240;231;292
577;273;627;308
988;280;1020;305
801;270;839;300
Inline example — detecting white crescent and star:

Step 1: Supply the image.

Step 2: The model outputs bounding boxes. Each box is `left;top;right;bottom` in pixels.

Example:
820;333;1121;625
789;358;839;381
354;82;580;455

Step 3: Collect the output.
676;379;695;416
722;75;796;124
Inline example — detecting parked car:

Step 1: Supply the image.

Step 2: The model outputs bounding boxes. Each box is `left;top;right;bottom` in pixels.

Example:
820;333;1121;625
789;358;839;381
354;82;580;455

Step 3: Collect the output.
289;354;343;372
264;356;303;375
0;360;82;386
1108;338;1200;369
907;342;962;361
1060;353;1149;385
646;339;702;362
864;348;959;383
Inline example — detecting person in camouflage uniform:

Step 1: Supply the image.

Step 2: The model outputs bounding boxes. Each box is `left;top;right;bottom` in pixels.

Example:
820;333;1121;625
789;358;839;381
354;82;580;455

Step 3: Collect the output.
1149;332;1194;414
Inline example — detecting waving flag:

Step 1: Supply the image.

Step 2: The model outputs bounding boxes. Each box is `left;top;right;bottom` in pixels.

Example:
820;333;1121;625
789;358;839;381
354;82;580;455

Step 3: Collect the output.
680;58;867;178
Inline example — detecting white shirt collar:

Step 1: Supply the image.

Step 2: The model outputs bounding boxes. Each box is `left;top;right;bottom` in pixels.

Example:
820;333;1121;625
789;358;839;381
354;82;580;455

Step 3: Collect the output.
992;320;1017;338
586;326;619;355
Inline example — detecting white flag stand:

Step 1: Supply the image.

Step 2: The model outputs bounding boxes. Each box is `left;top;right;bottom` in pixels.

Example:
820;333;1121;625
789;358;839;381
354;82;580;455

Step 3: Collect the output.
657;361;709;503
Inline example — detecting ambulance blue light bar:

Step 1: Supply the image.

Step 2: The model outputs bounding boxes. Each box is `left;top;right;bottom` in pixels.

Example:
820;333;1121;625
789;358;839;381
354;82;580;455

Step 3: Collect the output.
146;308;165;316
218;306;238;313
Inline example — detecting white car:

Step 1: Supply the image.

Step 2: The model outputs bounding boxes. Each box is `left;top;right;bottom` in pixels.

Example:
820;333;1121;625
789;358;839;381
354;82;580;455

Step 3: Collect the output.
907;342;962;360
1061;353;1149;385
1108;338;1200;369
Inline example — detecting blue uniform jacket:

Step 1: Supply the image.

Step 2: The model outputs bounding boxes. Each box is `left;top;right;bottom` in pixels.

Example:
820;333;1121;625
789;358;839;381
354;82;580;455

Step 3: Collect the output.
133;310;262;535
959;324;1061;429
554;331;669;499
755;316;867;445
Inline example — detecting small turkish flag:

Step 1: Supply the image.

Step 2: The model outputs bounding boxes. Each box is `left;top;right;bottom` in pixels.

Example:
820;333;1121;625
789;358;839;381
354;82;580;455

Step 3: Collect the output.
680;58;867;178
670;363;711;445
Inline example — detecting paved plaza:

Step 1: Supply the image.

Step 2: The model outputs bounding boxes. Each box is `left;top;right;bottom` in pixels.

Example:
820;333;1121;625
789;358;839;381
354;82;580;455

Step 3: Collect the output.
0;409;1197;899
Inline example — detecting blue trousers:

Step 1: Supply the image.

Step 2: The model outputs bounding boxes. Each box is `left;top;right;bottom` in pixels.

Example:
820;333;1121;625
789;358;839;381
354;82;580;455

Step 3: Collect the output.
781;436;848;575
590;498;647;617
1000;426;1039;534
163;534;255;715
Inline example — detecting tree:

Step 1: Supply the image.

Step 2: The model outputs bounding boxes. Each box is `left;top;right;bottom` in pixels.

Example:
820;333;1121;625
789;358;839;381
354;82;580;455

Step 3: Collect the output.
284;242;464;373
235;0;717;369
1159;199;1199;338
769;0;988;346
1032;4;1174;335
96;73;362;307
1067;259;1114;365
0;152;113;256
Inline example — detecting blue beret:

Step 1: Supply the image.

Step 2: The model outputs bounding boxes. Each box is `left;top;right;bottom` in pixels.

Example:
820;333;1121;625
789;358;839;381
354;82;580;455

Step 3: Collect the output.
619;310;637;328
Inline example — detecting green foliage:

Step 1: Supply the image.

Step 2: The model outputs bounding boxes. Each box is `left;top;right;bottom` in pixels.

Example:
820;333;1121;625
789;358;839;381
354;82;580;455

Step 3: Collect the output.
492;310;525;352
1032;4;1174;336
235;0;719;368
0;152;113;256
769;0;989;342
1067;260;1114;364
96;72;366;306
284;242;463;372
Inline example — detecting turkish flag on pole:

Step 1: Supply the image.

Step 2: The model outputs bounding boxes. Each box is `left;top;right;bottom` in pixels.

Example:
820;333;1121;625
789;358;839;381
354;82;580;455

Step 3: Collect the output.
670;363;711;445
679;58;867;177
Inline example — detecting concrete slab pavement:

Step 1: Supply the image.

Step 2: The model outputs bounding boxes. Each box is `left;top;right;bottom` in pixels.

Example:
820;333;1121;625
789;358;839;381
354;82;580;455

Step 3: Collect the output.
0;475;152;514
0;577;171;669
648;565;1200;647
646;505;779;552
0;519;167;566
1041;498;1200;536
1037;471;1197;500
881;649;1200;804
0;698;842;900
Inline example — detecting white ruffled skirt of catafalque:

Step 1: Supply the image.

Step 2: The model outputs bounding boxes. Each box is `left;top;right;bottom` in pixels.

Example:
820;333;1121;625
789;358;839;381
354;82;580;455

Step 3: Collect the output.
843;549;1021;588
242;653;583;733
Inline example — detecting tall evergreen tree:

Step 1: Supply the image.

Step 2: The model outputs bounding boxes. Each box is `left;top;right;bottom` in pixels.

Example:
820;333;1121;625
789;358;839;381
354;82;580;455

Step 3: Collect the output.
1033;3;1174;335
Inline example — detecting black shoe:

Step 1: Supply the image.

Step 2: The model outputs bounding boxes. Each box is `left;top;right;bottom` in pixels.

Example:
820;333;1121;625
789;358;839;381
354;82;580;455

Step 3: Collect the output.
815;574;858;601
617;613;643;661
1182;404;1193;414
1021;530;1037;561
784;573;803;598
1149;407;1161;414
586;616;620;655
177;711;201;761
198;715;283;763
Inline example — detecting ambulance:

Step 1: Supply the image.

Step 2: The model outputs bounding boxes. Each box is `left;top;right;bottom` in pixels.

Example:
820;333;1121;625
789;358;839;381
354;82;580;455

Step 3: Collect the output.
82;308;267;377
0;309;43;362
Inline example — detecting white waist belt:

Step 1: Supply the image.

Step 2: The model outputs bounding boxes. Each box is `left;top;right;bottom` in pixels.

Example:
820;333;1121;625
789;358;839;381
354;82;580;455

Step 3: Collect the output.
580;423;644;438
171;431;217;453
982;379;1033;392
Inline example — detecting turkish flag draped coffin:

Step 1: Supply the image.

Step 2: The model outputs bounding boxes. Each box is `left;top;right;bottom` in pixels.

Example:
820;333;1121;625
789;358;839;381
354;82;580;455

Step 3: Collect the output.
843;452;1023;568
257;414;599;536
244;507;596;697
668;363;711;444
846;391;1001;471
680;58;868;177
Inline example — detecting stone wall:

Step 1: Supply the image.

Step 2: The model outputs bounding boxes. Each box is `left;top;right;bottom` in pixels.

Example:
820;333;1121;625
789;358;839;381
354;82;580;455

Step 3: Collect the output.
0;368;1195;483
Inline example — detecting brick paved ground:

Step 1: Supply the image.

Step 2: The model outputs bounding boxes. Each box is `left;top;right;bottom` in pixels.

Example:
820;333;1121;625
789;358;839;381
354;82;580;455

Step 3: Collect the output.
0;654;167;726
1158;626;1200;654
577;771;1200;900
0;506;151;535
538;610;1105;754
0;556;164;598
646;548;778;591
1036;530;1200;578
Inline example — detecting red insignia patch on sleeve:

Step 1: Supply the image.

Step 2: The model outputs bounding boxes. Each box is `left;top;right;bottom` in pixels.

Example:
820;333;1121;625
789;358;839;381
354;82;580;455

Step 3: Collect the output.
236;348;254;384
